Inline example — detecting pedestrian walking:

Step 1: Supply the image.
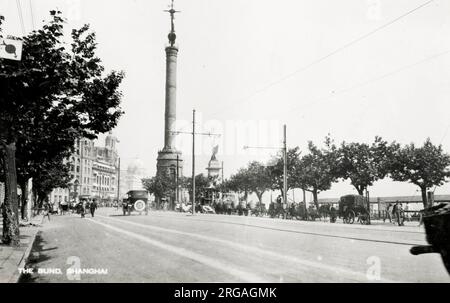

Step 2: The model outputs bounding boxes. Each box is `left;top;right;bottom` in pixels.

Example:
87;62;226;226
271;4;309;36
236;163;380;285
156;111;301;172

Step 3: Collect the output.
80;199;86;218
392;202;398;224
41;201;51;223
384;203;392;223
393;202;403;226
90;200;97;217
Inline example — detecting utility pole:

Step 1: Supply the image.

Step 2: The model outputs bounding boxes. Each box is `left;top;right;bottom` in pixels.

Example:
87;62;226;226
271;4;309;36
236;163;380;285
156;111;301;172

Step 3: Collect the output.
303;188;307;221
243;124;288;209
117;157;121;205
192;110;196;215
221;161;224;184
283;124;287;208
176;153;179;210
171;109;221;216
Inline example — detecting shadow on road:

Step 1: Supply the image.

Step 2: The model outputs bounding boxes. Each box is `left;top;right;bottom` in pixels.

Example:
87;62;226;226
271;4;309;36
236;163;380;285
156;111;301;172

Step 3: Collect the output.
19;231;57;283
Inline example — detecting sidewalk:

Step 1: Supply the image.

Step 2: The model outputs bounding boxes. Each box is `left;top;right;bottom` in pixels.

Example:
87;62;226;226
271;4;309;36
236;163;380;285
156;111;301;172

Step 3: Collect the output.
0;215;43;283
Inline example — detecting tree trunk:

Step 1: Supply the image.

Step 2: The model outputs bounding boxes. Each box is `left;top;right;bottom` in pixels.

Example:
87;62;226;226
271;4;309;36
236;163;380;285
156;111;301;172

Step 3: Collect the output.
256;192;264;211
279;187;284;202
1;142;20;246
256;192;264;204
32;187;38;210
420;186;428;209
355;185;364;196
313;189;319;210
20;180;28;220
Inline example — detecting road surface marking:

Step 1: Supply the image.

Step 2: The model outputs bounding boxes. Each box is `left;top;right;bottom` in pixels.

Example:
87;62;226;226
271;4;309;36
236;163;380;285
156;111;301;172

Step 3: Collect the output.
146;212;424;234
144;214;423;246
87;218;269;283
96;215;402;282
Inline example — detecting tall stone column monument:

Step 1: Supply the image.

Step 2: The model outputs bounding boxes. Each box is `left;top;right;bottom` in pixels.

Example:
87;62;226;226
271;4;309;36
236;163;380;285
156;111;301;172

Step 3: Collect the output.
157;0;183;179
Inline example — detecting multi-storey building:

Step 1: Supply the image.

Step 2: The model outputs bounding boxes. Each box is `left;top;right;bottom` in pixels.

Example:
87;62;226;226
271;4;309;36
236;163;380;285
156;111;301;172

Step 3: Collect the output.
91;133;119;202
49;132;119;206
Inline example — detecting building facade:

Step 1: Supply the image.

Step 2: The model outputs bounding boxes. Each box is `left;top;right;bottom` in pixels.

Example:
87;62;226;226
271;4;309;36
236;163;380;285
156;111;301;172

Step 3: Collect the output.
49;133;120;206
91;133;119;202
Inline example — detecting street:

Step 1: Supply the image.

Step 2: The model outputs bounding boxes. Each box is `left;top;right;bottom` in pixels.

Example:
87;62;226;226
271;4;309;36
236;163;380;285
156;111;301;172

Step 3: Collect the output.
20;208;449;283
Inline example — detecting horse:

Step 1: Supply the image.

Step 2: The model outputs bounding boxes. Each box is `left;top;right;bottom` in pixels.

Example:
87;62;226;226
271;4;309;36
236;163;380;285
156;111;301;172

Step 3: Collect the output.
318;204;331;221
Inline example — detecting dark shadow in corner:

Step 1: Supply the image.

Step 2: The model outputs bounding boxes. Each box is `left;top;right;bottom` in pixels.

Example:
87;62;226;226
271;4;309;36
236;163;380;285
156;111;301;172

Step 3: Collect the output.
18;231;58;283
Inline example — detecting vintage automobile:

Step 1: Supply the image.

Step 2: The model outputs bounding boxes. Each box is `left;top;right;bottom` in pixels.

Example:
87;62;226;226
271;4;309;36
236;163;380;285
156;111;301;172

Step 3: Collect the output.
337;194;370;225
122;190;149;216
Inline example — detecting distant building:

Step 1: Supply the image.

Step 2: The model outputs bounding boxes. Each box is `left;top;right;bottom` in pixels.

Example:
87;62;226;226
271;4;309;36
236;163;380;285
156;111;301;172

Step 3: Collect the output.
118;158;147;199
206;145;222;180
49;132;120;206
91;132;119;202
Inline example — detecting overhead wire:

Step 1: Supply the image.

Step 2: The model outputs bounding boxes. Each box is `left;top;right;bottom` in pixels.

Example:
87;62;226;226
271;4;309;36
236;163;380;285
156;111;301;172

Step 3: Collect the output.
16;0;26;36
280;49;450;117
204;0;437;119
29;0;35;30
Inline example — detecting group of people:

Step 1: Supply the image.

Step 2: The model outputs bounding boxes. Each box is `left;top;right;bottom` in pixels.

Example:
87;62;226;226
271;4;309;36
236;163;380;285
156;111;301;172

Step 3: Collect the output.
77;199;98;218
384;202;406;226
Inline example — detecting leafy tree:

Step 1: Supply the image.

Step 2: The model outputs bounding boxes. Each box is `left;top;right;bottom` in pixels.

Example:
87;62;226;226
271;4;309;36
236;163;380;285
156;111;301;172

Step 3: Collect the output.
296;138;339;209
32;158;72;207
226;168;252;203
389;138;450;208
0;12;124;246
246;161;272;204
183;174;212;203
142;172;175;206
226;161;271;205
267;147;302;199
337;137;398;196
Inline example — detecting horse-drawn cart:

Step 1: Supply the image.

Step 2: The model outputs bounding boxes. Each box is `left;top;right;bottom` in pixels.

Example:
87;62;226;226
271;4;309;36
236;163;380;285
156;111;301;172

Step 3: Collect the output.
337;194;370;225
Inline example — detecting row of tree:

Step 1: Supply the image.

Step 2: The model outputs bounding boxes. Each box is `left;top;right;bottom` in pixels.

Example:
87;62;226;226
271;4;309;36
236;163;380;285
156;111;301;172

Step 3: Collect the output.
0;12;124;246
142;172;217;207
225;136;450;209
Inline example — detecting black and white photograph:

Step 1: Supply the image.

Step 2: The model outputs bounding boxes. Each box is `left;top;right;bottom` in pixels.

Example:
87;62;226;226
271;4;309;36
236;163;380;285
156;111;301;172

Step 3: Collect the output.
1;0;450;289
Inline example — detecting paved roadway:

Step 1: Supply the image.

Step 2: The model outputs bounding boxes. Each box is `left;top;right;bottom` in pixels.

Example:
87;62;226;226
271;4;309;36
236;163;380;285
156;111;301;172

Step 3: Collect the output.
20;208;449;283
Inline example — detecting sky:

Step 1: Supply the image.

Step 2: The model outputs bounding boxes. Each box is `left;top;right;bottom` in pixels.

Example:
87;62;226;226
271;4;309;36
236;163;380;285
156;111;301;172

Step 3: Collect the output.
1;0;450;201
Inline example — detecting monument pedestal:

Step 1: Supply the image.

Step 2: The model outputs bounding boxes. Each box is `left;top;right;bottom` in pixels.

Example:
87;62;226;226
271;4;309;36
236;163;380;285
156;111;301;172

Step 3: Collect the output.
156;148;183;178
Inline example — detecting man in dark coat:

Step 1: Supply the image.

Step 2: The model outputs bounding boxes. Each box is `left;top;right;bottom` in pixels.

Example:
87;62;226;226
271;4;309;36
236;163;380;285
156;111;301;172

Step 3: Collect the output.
90;200;97;217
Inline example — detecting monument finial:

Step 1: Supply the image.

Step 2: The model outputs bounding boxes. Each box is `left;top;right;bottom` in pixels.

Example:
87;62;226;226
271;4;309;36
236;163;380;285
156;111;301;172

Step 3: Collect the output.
164;0;180;47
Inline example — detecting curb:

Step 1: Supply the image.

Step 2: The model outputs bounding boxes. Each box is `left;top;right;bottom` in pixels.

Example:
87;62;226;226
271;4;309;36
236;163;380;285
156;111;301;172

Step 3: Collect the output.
8;225;41;283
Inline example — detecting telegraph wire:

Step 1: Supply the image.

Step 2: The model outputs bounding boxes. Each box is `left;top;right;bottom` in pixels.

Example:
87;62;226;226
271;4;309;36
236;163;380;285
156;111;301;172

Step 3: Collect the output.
205;0;436;119
16;0;26;36
272;49;450;118
29;0;35;30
